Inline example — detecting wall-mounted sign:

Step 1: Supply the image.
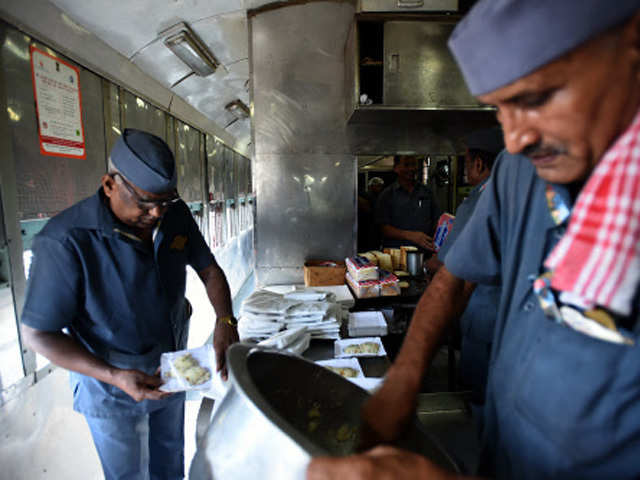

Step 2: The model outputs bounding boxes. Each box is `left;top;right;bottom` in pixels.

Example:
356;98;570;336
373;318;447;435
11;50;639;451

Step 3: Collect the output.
30;46;85;159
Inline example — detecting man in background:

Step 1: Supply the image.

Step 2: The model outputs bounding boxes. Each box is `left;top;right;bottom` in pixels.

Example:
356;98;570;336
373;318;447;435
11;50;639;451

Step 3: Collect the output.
21;129;239;480
358;176;385;251
437;128;503;410
376;156;442;250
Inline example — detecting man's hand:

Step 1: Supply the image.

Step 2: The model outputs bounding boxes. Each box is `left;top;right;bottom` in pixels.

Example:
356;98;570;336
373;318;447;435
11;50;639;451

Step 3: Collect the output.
112;368;171;402
213;320;239;381
307;445;458;480
407;231;435;251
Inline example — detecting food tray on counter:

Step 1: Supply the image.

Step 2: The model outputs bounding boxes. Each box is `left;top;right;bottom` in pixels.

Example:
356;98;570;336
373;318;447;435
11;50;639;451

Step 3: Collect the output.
348;311;388;337
315;357;364;378
334;337;386;358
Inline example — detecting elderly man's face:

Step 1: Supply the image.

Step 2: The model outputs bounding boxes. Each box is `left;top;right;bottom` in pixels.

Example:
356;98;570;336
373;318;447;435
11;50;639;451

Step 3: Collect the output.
478;17;640;184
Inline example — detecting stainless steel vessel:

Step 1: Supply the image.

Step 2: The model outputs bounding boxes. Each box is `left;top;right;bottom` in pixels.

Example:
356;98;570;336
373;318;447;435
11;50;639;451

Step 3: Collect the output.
189;344;459;479
407;250;425;276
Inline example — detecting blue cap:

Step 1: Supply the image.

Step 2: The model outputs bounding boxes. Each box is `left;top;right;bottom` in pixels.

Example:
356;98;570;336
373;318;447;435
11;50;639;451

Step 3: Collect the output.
449;0;640;96
110;129;177;194
465;127;504;156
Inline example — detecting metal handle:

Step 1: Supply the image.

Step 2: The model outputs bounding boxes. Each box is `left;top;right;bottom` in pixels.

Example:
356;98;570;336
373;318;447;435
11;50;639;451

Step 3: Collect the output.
397;0;424;7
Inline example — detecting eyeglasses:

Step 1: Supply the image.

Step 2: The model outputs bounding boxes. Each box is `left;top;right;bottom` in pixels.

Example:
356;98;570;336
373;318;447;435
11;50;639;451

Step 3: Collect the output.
112;173;180;211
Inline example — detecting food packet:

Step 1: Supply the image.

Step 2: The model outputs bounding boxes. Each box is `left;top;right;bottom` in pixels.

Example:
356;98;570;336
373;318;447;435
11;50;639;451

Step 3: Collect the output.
160;344;226;396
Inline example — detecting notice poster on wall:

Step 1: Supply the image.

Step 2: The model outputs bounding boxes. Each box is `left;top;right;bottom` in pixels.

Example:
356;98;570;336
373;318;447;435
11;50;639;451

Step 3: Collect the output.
30;46;86;159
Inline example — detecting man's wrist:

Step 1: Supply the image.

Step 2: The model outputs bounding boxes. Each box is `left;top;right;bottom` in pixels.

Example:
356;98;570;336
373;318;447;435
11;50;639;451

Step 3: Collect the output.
217;315;238;327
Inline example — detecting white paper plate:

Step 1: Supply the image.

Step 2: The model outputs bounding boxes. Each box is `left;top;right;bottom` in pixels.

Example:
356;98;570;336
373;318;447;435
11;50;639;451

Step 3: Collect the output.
334;337;386;358
315;357;364;378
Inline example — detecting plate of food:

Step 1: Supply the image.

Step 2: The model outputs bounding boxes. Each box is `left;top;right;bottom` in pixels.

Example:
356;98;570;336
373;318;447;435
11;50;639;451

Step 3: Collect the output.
333;337;386;358
315;357;364;378
160;344;223;393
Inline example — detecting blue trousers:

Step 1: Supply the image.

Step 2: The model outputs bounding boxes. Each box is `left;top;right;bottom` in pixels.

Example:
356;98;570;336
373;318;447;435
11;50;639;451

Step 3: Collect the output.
84;399;185;480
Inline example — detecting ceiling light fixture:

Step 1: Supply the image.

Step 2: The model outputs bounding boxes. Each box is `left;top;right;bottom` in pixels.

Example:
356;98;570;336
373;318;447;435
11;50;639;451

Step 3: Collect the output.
225;99;250;120
160;22;219;77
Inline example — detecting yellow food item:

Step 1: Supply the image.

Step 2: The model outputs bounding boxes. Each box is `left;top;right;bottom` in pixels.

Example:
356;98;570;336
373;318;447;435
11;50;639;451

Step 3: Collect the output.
398;281;409;288
326;366;359;378
335;424;357;442
182;365;211;386
173;353;211;386
361;342;380;354
343;342;380;355
174;353;198;371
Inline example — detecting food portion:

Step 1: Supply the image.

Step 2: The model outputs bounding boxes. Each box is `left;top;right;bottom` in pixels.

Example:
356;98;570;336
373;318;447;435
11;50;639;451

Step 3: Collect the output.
173;353;211;386
343;342;380;355
326;366;359;378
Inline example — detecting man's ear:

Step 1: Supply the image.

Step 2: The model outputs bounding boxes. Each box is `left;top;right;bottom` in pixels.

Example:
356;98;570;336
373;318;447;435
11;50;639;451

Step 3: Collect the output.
474;156;485;174
622;11;640;75
102;174;116;198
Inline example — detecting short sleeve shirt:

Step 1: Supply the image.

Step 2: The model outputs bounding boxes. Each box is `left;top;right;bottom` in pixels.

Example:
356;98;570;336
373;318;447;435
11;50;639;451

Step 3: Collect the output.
444;152;640;478
21;190;215;416
375;181;442;248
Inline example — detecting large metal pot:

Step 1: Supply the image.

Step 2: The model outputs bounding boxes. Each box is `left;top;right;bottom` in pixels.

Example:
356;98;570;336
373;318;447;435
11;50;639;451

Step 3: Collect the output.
189;344;459;479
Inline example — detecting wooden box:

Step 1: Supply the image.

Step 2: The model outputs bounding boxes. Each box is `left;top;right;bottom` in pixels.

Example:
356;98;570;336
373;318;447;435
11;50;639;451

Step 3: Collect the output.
304;260;346;286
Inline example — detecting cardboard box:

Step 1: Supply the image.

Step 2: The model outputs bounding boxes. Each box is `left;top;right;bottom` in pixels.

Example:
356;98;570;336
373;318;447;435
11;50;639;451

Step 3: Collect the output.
304;260;346;286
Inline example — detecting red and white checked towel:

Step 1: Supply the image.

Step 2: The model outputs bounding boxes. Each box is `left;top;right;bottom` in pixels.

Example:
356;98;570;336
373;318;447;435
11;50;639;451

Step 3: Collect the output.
545;109;640;316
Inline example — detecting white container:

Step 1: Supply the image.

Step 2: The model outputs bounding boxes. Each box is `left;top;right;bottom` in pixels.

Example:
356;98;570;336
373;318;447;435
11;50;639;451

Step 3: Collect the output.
315;357;365;379
348;311;388;337
334;337;387;358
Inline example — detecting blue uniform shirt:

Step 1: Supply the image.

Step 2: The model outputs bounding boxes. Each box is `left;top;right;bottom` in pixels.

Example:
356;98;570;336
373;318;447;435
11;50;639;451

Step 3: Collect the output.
21;190;215;417
439;178;500;400
375;181;442;248
445;152;640;478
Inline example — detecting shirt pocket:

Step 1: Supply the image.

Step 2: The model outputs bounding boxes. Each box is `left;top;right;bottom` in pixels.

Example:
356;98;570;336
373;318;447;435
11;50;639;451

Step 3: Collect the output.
514;317;640;466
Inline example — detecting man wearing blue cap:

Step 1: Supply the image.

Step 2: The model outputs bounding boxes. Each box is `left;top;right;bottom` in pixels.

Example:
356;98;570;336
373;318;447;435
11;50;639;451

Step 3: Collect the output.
308;1;640;479
436;127;503;411
20;129;238;479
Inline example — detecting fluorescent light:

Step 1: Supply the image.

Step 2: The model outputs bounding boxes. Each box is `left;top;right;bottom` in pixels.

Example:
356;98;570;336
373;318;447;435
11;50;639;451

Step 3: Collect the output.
161;22;219;77
225;100;250;120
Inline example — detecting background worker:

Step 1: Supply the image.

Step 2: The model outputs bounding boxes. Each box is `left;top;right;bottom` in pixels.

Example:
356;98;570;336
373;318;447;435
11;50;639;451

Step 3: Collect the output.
20;129;239;480
308;1;640;478
436;128;503;410
375;155;442;251
357;176;385;251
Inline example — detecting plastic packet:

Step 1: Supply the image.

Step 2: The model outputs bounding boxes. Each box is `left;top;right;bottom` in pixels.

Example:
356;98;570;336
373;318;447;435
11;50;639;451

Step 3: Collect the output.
160;345;227;397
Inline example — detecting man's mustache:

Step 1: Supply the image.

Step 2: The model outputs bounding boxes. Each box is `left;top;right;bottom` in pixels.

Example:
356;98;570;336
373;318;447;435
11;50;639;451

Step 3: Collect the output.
522;142;568;158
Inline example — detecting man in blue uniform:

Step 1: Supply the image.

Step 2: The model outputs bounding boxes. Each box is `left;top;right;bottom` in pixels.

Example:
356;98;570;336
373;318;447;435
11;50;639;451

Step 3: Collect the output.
308;1;640;479
375;156;442;250
437;128;503;408
20;129;239;480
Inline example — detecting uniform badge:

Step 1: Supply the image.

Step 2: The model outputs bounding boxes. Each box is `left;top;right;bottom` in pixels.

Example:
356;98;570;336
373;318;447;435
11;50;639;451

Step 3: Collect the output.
170;235;188;251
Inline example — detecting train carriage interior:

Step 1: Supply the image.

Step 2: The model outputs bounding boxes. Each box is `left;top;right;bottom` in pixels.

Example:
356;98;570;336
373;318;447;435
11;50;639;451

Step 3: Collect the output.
0;0;496;478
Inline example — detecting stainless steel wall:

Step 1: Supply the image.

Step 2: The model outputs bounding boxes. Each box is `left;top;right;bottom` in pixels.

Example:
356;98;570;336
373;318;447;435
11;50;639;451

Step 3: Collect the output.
250;1;358;285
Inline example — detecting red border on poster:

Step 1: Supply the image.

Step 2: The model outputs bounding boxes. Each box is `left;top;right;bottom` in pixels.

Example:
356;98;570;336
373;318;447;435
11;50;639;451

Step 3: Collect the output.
29;45;86;159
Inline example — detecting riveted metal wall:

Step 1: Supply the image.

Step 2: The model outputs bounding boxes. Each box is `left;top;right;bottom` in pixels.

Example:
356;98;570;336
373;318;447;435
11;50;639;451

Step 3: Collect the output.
4;29;107;221
175;121;203;203
121;90;167;143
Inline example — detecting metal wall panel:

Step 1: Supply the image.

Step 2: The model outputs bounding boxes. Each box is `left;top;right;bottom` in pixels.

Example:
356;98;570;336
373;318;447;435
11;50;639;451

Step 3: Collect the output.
121;90;167;141
3;29;106;220
251;1;355;156
383;21;480;107
251;2;357;285
102;80;121;154
175;121;203;202
255;153;356;269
